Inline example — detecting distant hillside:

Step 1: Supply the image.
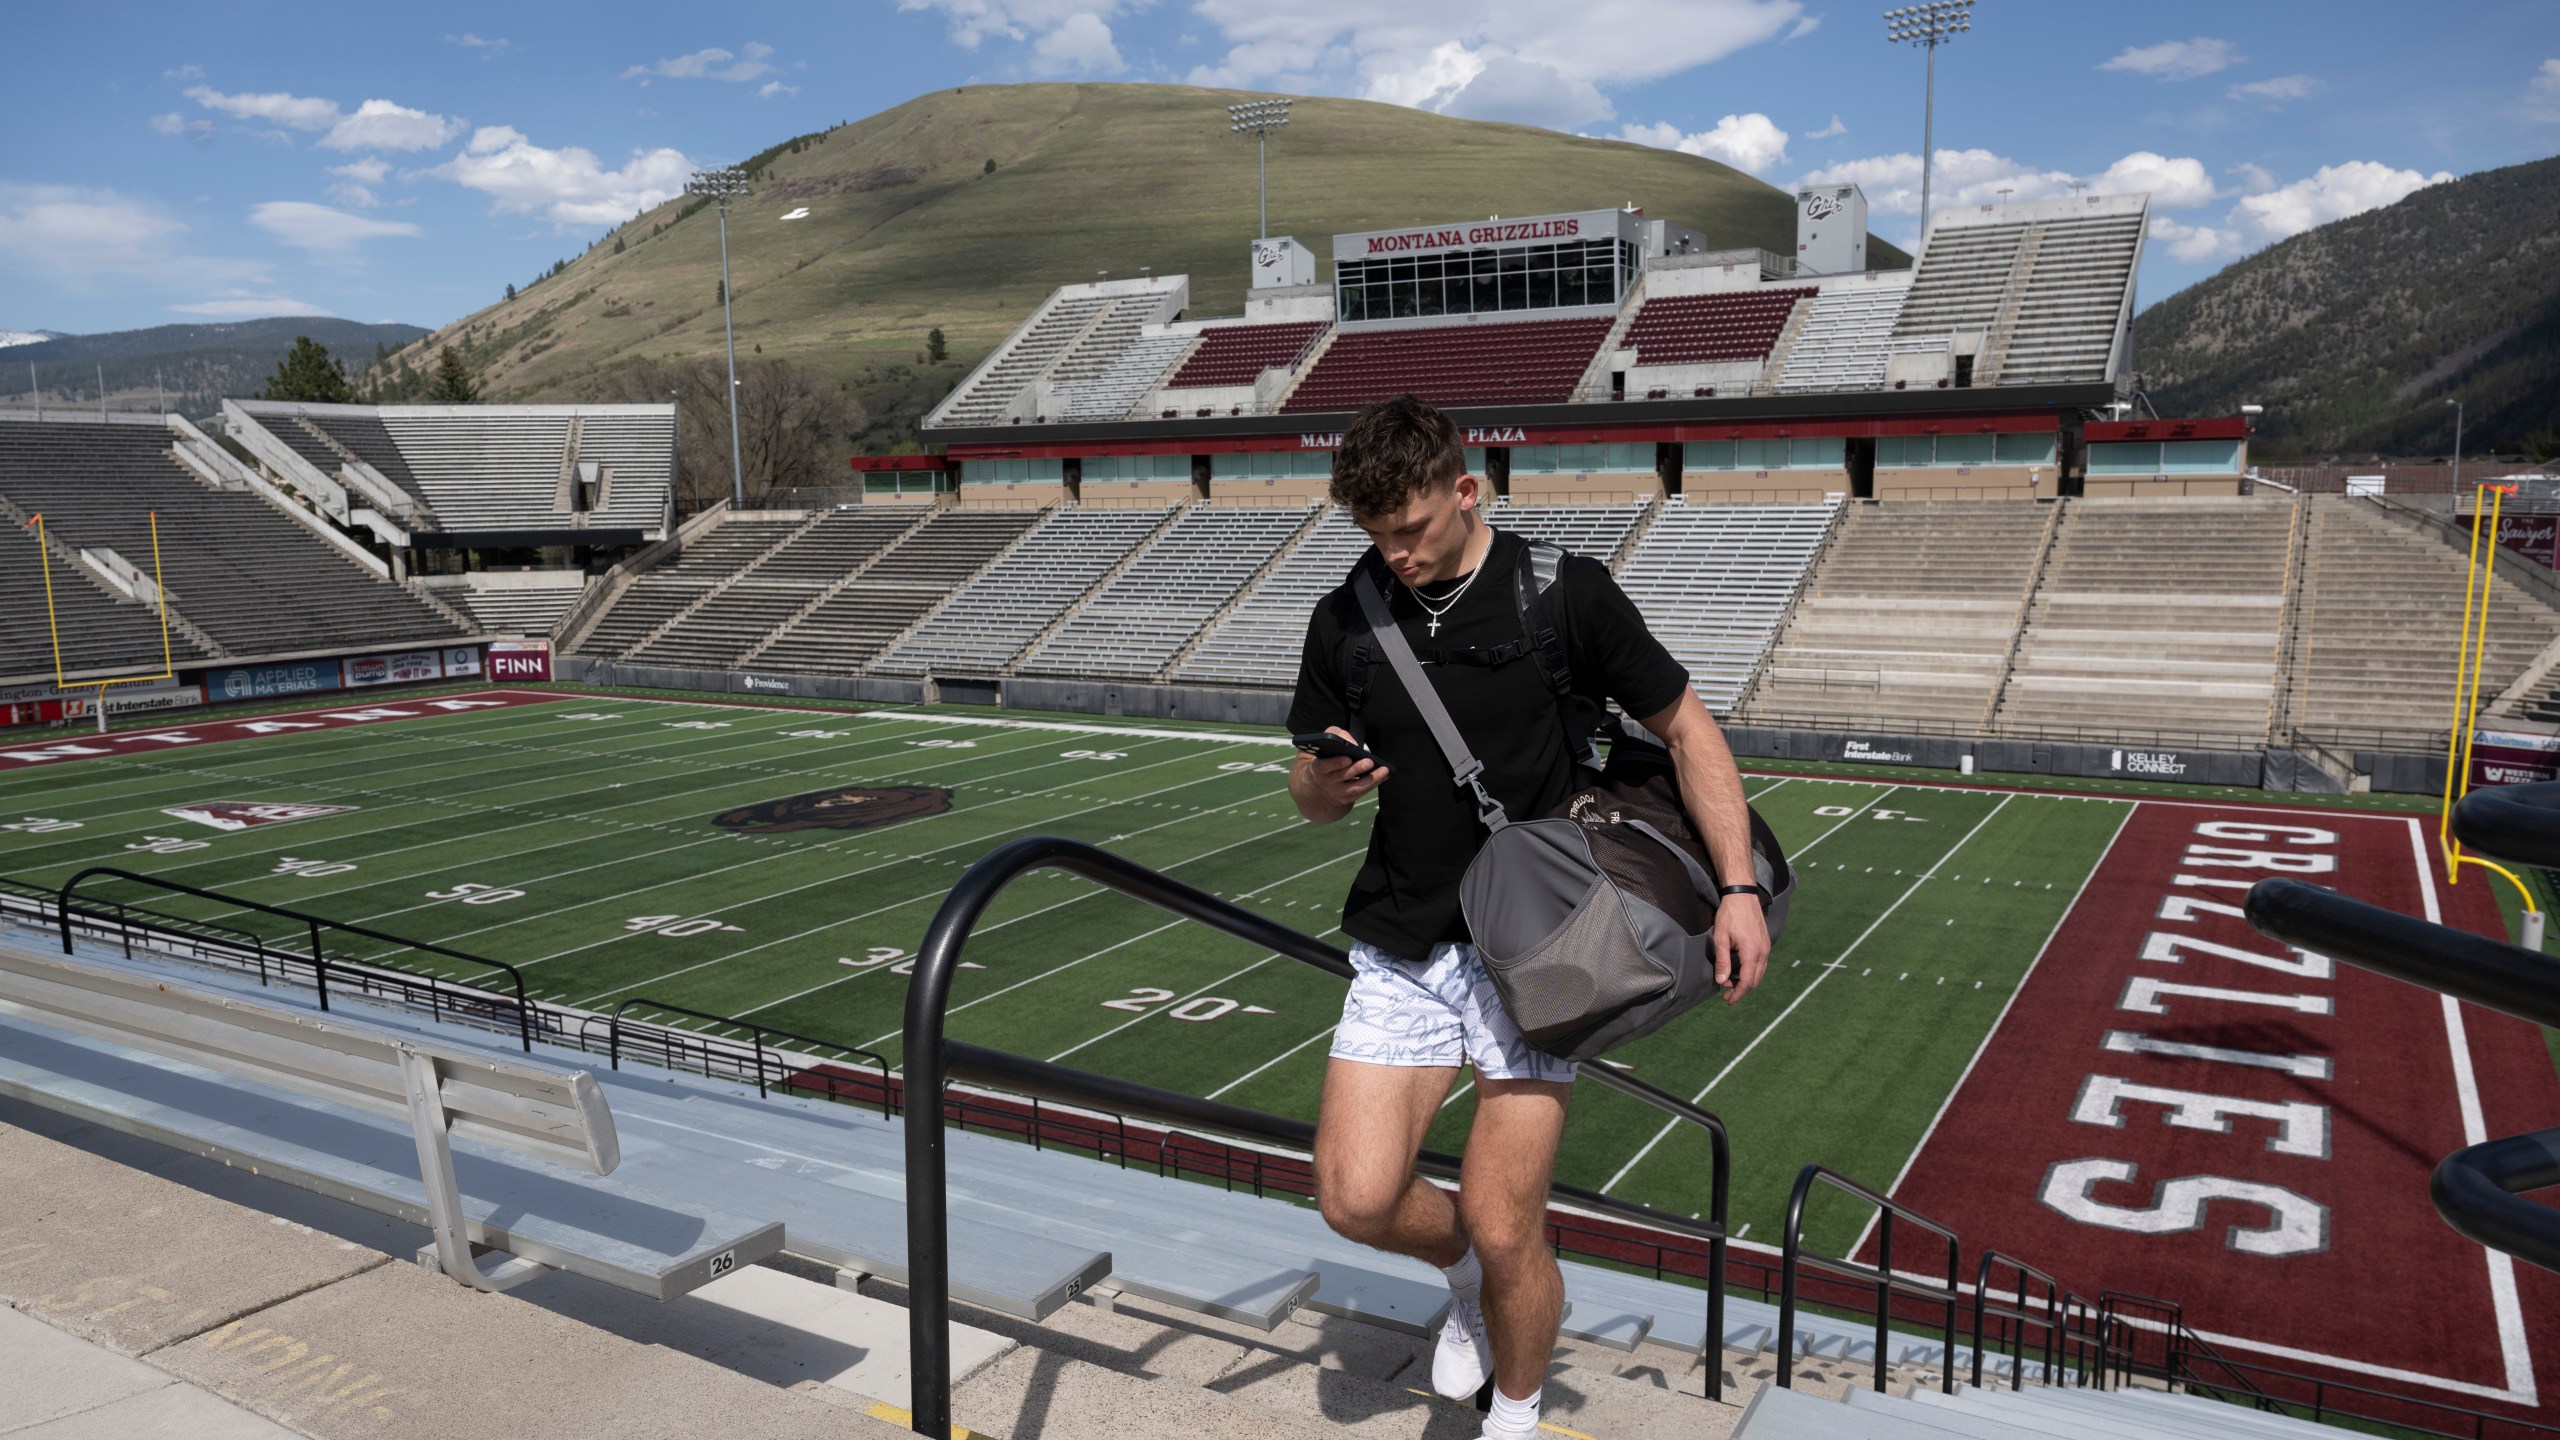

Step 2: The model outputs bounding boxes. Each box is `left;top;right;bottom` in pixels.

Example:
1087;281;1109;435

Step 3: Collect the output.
2133;155;2560;459
0;330;66;350
400;81;1905;451
8;318;427;418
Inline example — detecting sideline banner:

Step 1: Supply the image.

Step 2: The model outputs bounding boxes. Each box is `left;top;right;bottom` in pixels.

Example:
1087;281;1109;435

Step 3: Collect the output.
2471;728;2560;788
207;660;342;703
345;649;447;688
487;641;551;682
444;645;484;677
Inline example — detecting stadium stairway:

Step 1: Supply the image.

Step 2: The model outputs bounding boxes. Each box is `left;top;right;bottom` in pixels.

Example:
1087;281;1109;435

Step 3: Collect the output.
0;913;2078;1440
1735;1375;2360;1439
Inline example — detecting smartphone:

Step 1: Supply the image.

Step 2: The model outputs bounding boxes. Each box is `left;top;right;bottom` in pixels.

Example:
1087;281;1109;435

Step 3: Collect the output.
1292;731;1378;766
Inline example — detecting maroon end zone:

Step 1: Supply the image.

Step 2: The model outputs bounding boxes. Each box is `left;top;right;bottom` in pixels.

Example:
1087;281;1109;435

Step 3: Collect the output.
1877;801;2560;1409
0;689;571;769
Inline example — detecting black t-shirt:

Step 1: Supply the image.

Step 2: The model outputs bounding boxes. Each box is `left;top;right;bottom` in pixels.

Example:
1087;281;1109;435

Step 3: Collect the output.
1288;529;1690;961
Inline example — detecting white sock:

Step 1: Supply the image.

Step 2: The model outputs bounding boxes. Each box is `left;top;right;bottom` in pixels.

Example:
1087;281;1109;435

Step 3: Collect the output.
1489;1385;1542;1434
1440;1249;1482;1296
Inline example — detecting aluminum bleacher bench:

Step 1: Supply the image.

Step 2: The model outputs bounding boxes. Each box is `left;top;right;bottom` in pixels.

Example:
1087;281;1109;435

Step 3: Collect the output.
0;939;781;1301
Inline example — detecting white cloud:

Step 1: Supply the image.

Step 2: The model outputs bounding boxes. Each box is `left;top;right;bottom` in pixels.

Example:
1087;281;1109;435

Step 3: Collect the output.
1030;12;1123;74
2529;59;2560;123
170;290;332;318
1784;14;1819;40
1620;113;1790;175
759;80;801;98
0;183;268;295
2227;161;2277;194
150;112;211;137
183;84;341;131
447;33;511;55
427;125;694;228
2099;37;2242;81
321;99;461;152
624;42;778;83
1797;148;2073;215
1806;114;1845;140
2227;74;2318;104
164;64;203;80
2092;152;2217;209
329;157;391;185
249;200;421;253
2149;215;2242;263
2228;160;2451;244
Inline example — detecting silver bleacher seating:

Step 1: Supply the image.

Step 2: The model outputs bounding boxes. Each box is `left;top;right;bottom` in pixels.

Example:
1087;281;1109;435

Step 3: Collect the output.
1058;332;1198;422
1016;506;1314;679
378;409;674;535
1489;498;1650;558
754;509;1042;673
0;418;464;662
622;508;923;670
1775;284;1911;393
874;507;1171;676
1618;500;1837;713
0;940;780;1300
1176;509;1370;687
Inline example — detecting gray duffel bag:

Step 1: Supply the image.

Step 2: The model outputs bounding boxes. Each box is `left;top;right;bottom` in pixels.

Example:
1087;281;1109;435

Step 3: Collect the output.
1354;574;1794;1062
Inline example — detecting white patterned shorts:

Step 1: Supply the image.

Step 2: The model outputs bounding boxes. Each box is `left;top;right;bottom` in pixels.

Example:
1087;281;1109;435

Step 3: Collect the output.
1329;940;1577;1083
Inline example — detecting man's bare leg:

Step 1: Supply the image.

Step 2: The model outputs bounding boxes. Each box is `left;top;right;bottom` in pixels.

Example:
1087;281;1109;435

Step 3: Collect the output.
1458;1076;1571;1400
1313;1057;1466;1265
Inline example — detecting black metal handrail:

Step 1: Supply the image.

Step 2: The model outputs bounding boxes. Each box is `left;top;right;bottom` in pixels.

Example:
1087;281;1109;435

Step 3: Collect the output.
900;835;1738;1438
606;997;895;1116
2455;782;2560;869
1968;1249;2061;1391
56;866;534;1051
1775;1164;1960;1395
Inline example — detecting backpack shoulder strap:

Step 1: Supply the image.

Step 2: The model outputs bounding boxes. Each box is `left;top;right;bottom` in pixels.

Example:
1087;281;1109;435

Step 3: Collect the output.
1340;554;1383;714
1352;570;1510;832
1515;538;1601;773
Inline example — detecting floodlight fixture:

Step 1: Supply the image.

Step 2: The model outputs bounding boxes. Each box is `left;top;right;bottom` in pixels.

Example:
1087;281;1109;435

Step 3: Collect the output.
686;166;752;507
1227;97;1292;241
1884;0;1973;241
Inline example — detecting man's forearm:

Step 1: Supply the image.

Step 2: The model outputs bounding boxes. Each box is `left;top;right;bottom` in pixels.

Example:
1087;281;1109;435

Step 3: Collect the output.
1648;693;1758;887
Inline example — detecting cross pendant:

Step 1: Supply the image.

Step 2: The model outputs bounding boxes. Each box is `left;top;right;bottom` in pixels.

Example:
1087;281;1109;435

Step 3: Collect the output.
1426;616;1442;638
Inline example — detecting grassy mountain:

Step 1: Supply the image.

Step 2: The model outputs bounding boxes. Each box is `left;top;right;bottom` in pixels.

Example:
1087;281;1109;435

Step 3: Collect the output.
398;82;1904;451
2132;155;2560;460
6;318;426;418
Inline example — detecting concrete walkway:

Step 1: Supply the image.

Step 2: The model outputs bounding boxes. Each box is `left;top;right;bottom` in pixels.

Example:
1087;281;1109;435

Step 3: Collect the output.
0;1307;297;1438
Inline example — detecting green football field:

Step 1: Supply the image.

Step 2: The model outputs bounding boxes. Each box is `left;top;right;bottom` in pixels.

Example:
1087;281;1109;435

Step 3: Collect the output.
0;685;2280;1252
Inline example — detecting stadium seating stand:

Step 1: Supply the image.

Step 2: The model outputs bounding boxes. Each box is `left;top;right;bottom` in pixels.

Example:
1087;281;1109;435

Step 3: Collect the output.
1280;316;1617;413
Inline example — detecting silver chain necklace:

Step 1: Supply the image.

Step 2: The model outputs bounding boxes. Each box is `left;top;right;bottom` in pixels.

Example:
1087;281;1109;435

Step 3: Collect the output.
1404;528;1494;637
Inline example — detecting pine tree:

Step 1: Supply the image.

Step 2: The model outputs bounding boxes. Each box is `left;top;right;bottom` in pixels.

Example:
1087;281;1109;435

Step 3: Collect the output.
259;336;355;404
613;235;627;254
425;346;480;405
505;282;517;302
983;157;996;175
716;279;726;305
927;327;947;363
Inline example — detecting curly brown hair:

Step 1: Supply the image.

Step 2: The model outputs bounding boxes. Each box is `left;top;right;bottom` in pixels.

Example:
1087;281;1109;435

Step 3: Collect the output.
1328;394;1464;518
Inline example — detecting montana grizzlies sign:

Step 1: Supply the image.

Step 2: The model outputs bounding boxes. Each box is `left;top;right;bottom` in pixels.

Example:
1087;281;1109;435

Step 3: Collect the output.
712;785;953;835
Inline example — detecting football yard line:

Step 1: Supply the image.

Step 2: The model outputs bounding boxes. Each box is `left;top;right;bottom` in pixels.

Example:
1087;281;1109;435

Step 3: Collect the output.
446;735;1255;972
130;715;1093;937
21;708;982;890
729;802;1317;1017
296;722;1160;940
534;738;1279;993
852;843;1373;1057
1601;793;2015;1193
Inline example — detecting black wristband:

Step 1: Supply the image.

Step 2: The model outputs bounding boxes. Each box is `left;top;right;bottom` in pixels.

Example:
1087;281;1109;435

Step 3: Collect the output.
1716;883;1770;906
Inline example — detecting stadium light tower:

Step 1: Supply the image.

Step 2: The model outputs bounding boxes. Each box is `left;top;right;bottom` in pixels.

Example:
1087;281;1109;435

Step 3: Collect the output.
685;166;752;508
1885;1;1973;244
1228;98;1291;240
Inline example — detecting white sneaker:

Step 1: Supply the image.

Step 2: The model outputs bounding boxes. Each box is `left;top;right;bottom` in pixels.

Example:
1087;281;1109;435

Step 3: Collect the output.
1432;1288;1492;1399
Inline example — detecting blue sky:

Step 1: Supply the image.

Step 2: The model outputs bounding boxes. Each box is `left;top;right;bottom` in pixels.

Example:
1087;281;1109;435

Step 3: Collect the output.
3;0;2554;338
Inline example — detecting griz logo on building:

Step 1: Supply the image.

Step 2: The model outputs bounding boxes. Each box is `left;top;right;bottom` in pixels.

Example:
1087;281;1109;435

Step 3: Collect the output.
712;785;954;835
